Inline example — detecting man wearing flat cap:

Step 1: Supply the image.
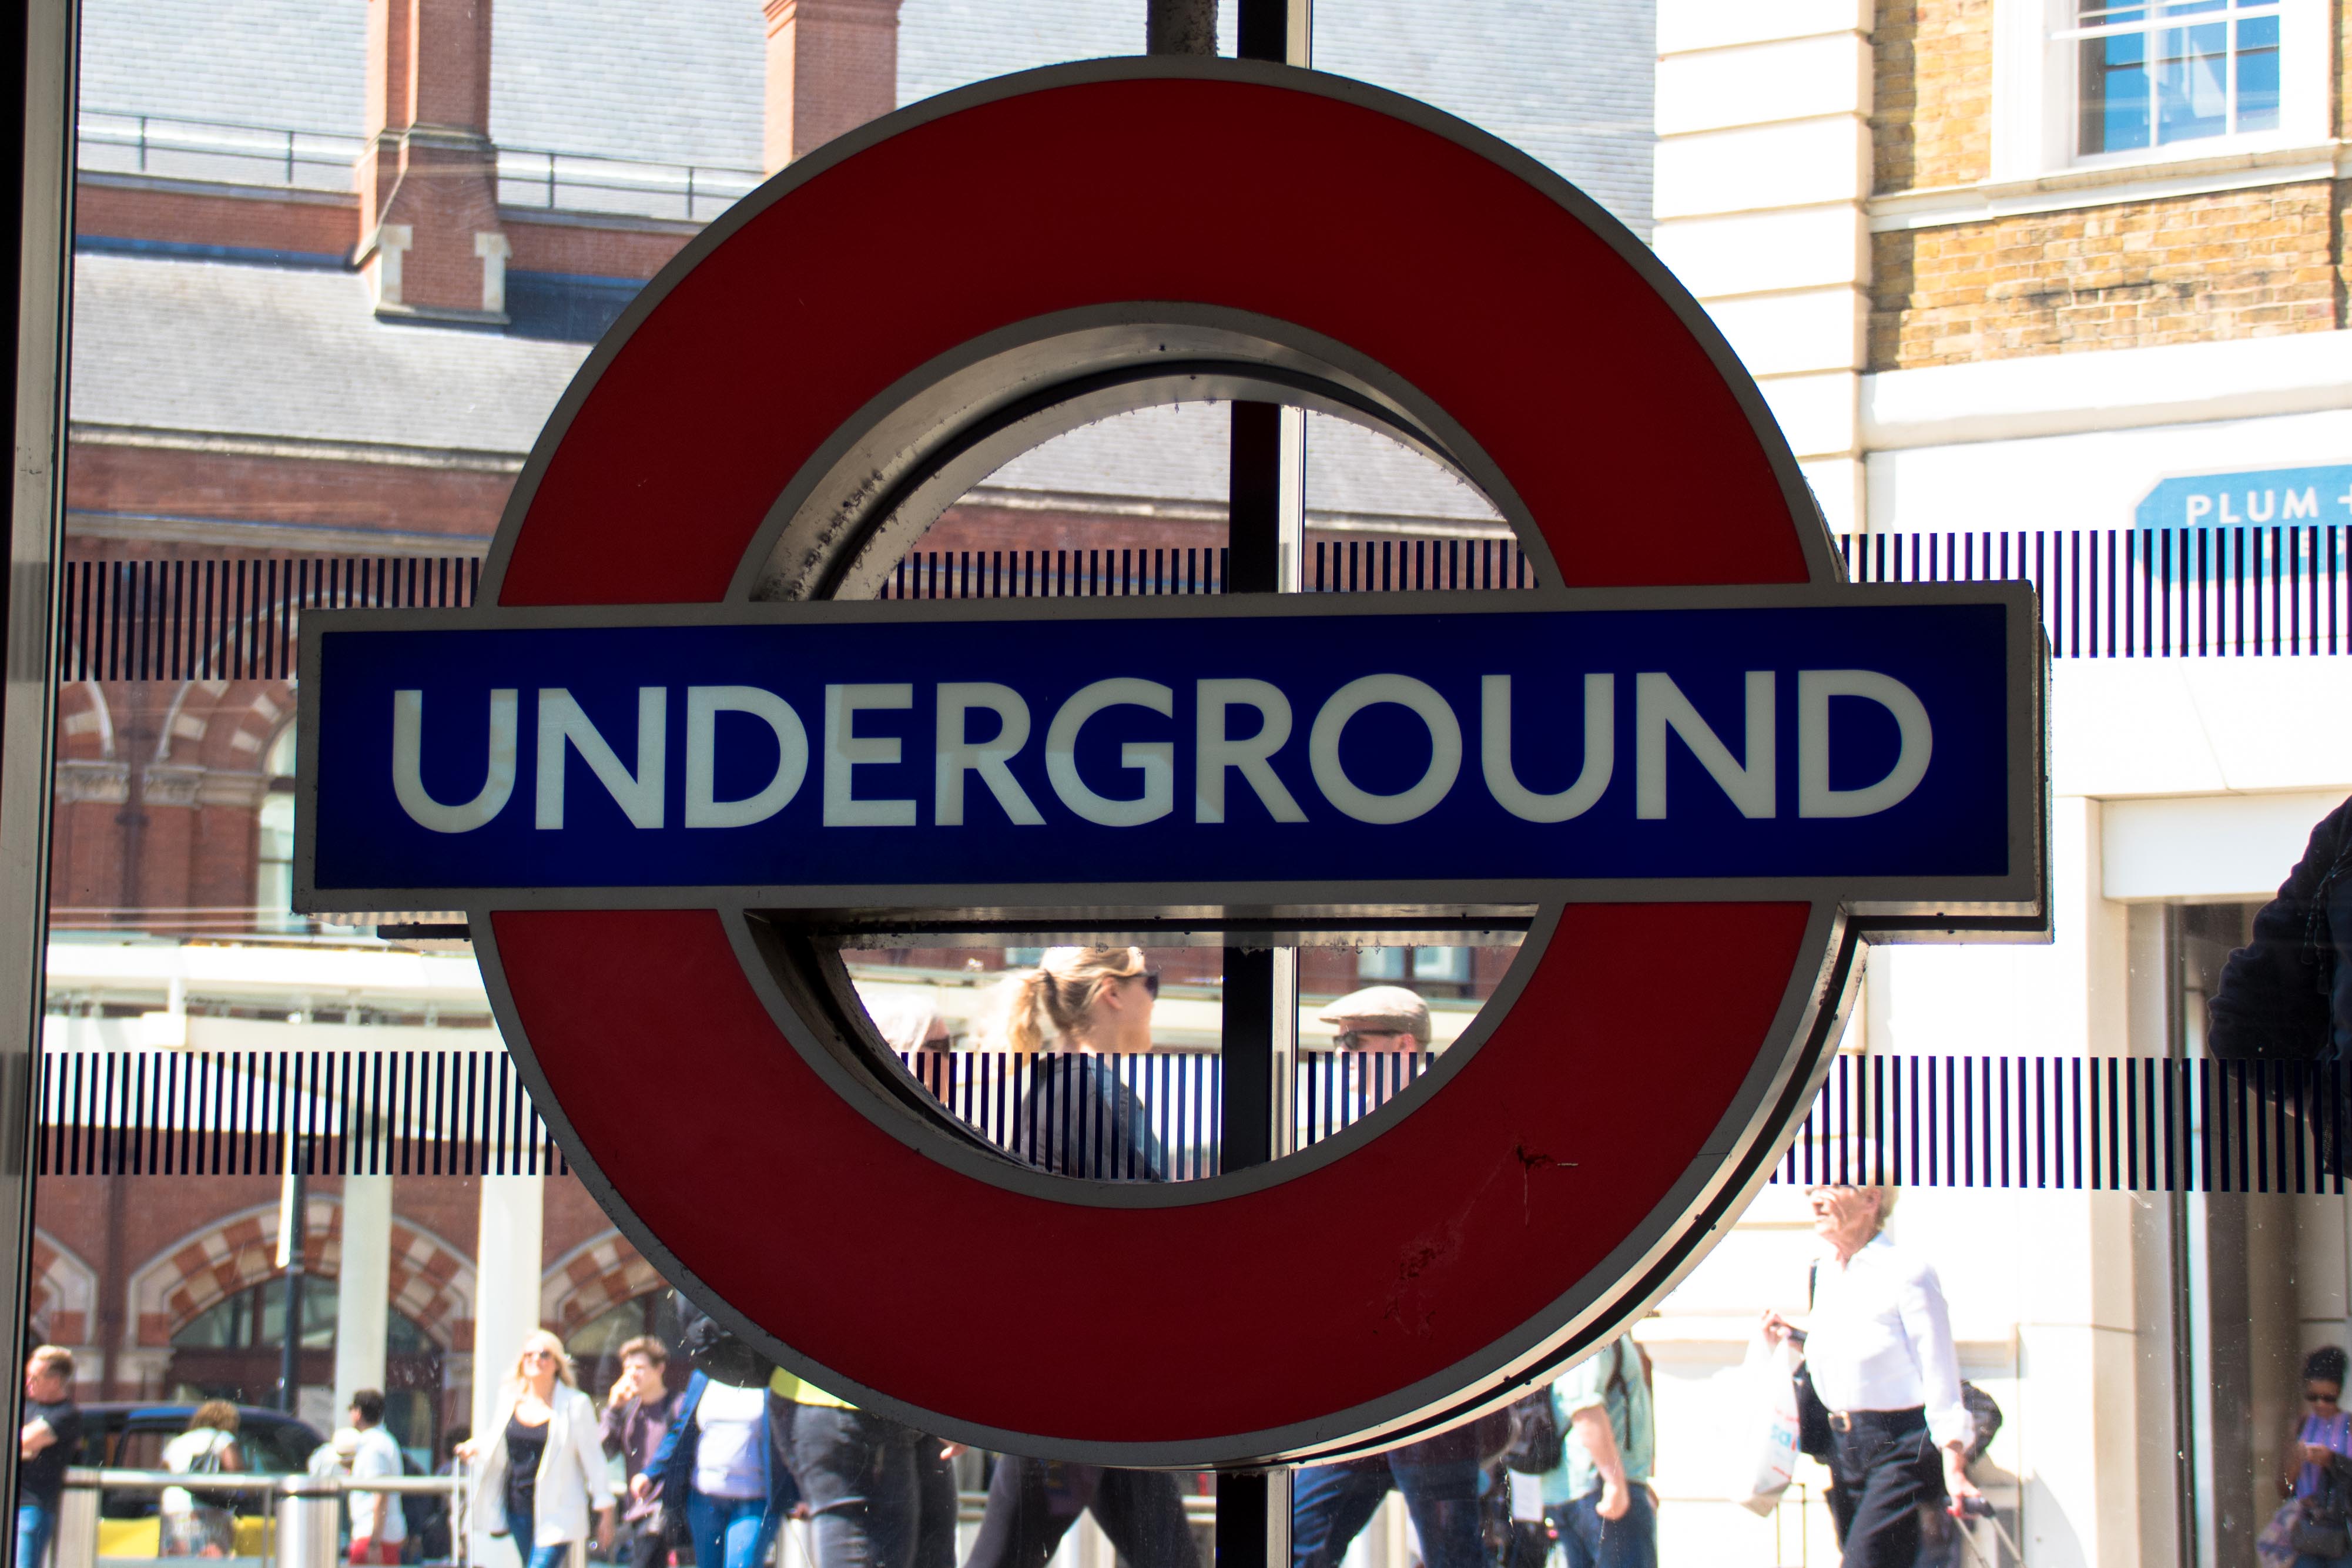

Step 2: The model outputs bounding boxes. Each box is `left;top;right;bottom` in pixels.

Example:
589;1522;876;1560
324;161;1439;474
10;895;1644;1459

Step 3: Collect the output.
1294;983;1492;1568
1316;985;1430;1052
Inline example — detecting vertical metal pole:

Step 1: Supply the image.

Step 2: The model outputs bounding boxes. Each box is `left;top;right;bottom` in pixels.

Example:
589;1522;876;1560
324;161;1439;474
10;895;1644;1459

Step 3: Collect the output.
1218;12;1305;1568
277;1165;307;1413
2;0;76;1555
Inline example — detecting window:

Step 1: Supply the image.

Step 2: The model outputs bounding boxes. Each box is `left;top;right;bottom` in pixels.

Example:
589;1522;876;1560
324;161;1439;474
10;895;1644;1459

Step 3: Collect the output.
257;726;297;933
2073;0;2280;155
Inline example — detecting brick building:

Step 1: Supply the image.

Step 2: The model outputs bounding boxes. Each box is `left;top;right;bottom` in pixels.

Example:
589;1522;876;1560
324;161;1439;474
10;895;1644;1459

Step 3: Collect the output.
34;0;1657;1473
1647;2;2352;1564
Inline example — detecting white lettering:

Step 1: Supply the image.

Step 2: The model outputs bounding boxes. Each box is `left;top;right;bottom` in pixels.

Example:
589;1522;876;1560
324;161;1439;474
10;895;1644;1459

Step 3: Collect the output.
1308;674;1462;825
392;689;516;833
936;683;1044;827
684;686;807;829
2186;494;2213;524
1635;672;1774;819
1195;679;1308;823
2288;487;2320;520
2219;492;2242;524
1797;671;1933;819
2247;490;2276;523
823;684;917;826
1480;673;1611;823
1045;679;1174;827
535;688;666;829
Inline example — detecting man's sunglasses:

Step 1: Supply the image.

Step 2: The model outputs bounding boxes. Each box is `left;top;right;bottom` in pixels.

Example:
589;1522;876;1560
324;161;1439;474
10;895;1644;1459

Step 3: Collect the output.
1334;1028;1410;1050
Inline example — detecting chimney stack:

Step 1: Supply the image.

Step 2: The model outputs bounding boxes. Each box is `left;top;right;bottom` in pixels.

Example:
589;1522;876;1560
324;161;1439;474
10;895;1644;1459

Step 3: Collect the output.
763;0;906;175
359;0;510;323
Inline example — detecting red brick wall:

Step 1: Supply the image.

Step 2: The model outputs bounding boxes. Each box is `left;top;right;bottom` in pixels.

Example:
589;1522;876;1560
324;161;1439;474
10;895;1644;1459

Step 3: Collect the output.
69;443;512;541
76;180;358;258
504;216;693;281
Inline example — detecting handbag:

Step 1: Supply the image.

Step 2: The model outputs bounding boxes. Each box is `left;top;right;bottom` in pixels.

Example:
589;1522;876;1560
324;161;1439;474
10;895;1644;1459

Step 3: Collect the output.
2293;1452;2352;1559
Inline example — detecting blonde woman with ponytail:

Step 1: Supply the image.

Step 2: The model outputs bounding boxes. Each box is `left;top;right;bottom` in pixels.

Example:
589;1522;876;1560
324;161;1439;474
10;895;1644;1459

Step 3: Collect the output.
964;947;1194;1568
998;946;1167;1181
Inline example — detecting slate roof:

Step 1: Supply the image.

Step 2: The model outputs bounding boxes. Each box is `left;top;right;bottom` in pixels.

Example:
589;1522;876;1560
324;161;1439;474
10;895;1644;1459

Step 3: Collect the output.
68;0;1641;522
70;255;589;459
982;404;1500;528
82;0;1653;233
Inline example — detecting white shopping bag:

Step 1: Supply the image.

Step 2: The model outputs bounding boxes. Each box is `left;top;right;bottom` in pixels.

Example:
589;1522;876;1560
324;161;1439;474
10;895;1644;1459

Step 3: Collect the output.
1736;1330;1804;1516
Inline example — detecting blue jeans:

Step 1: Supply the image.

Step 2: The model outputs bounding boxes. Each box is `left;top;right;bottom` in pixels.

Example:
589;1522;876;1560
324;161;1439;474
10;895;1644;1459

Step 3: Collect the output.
1292;1456;1484;1568
689;1489;776;1568
507;1506;574;1568
17;1499;56;1568
1549;1485;1657;1568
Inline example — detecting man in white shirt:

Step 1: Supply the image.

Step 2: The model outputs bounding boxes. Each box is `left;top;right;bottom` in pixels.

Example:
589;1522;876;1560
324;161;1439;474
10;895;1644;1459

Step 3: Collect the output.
1763;1178;1981;1568
344;1389;409;1566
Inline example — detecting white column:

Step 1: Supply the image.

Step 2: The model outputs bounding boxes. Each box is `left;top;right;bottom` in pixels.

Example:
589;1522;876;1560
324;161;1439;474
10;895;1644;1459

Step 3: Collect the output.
470;1175;545;1451
1652;0;1873;535
333;1177;393;1420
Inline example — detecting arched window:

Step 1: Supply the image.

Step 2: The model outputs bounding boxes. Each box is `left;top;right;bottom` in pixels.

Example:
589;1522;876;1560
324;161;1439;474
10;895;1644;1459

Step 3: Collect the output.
256;725;298;933
170;1278;443;1455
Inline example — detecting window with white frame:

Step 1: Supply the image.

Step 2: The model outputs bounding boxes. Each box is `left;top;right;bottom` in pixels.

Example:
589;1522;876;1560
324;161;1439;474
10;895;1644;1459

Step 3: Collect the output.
2071;0;2279;155
1987;0;2319;181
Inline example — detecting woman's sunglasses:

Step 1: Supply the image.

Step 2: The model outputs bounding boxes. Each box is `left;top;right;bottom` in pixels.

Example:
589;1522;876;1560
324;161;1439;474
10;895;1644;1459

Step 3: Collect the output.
1140;971;1160;999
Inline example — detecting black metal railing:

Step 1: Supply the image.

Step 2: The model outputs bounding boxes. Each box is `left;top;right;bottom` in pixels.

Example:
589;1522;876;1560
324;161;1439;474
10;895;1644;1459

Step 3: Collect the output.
37;1044;2352;1194
50;526;2352;688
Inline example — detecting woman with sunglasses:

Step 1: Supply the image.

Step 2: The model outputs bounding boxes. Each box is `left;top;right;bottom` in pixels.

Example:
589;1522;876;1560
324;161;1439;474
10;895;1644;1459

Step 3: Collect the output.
2280;1346;2352;1567
460;1329;614;1568
963;946;1192;1568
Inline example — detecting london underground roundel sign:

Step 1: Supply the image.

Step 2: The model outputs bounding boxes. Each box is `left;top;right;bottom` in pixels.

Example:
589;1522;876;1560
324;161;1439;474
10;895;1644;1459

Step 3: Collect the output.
294;58;2047;1466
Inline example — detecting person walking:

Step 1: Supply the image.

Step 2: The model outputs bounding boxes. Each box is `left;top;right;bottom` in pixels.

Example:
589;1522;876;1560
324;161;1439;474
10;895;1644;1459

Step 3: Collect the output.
16;1345;82;1568
602;1337;684;1568
1292;988;1491;1568
1538;1335;1656;1568
2279;1346;2352;1568
460;1329;615;1568
641;1366;792;1568
1763;1174;1981;1568
770;1363;948;1568
344;1390;407;1566
963;947;1195;1568
159;1400;244;1559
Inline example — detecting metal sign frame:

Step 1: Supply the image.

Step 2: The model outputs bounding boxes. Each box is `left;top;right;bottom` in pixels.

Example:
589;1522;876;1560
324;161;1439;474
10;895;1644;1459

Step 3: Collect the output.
294;55;2052;1466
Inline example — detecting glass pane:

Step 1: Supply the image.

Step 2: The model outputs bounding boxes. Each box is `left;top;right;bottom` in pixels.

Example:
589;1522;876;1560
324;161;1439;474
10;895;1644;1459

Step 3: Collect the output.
2157;21;2232;142
2082;31;2153;153
2236;14;2282;130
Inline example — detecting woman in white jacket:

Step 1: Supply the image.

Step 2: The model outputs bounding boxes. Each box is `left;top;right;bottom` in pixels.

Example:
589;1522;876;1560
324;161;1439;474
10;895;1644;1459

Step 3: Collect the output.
459;1329;615;1568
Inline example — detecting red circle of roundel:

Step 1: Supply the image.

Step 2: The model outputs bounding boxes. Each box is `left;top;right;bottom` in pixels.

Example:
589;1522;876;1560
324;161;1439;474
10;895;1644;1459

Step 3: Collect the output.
478;59;1829;1460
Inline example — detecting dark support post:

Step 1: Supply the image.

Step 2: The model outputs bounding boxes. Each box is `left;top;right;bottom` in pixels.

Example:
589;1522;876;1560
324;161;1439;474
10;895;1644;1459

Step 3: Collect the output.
2;0;75;1543
1221;12;1305;1564
1147;0;1218;57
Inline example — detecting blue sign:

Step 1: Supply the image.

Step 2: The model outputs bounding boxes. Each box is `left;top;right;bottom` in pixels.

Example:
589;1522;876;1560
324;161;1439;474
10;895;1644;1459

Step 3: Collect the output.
300;589;2035;908
2136;464;2352;530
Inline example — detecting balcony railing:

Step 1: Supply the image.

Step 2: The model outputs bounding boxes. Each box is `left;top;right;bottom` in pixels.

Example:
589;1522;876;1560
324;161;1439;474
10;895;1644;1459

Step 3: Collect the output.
75;110;765;224
77;109;363;194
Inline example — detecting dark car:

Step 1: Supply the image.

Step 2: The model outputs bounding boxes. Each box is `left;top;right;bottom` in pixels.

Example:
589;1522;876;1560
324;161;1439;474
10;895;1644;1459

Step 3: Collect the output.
73;1402;324;1520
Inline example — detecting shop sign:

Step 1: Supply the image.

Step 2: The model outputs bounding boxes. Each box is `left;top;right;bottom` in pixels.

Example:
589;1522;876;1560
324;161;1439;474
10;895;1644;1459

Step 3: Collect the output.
296;59;2049;1466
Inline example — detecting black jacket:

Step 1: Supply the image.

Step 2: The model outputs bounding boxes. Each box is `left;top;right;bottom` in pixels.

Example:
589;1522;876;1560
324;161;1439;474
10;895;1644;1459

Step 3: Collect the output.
1013;1054;1168;1180
2209;793;2352;1061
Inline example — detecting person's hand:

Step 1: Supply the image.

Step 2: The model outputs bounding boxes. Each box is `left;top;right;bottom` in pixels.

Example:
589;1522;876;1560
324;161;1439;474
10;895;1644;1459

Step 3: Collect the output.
607;1373;635;1410
1944;1445;1984;1512
1596;1476;1629;1521
452;1438;480;1463
1760;1310;1797;1348
2307;1443;2338;1467
789;1502;810;1522
21;1418;55;1463
629;1473;653;1505
937;1443;967;1462
596;1515;616;1555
